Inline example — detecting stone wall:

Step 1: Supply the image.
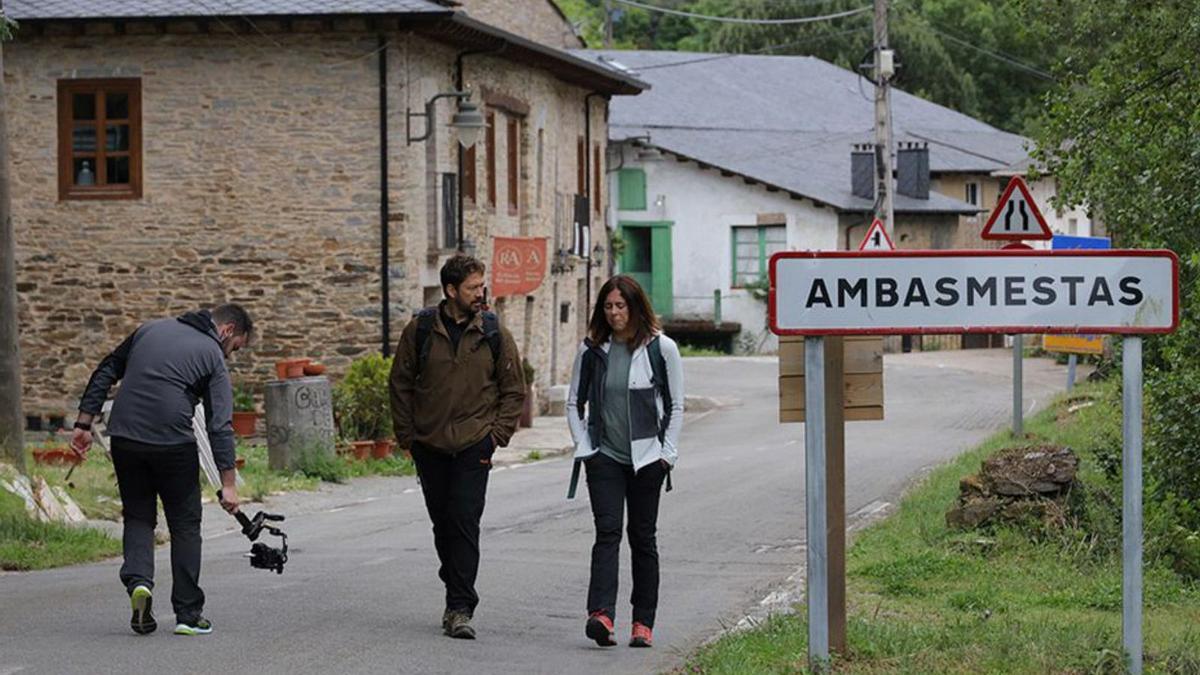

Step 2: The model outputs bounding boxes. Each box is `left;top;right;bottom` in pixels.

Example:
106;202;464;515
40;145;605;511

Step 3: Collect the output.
6;26;609;415
454;0;586;49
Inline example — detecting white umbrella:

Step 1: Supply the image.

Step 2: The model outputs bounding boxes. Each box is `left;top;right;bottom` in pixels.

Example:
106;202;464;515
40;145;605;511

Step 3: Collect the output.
193;404;242;489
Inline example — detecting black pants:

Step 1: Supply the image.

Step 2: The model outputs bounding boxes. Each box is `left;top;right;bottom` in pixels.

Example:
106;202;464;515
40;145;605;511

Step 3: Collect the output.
411;435;494;614
585;453;668;628
111;438;205;622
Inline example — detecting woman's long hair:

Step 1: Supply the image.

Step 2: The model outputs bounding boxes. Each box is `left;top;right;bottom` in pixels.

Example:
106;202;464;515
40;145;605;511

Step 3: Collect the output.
587;275;661;347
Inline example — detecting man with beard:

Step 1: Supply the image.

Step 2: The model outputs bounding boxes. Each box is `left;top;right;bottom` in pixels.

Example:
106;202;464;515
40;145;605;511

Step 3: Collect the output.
71;304;253;636
389;254;525;639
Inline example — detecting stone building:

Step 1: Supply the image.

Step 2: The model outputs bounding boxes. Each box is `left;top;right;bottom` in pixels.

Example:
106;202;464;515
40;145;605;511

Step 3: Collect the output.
3;0;644;417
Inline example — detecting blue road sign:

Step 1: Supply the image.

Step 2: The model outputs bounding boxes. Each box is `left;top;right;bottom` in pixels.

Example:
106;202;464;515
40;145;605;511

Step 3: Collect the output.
1052;234;1111;250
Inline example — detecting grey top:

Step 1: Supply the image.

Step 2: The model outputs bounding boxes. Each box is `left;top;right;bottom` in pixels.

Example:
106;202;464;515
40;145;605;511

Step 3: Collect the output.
79;310;236;471
599;340;633;465
3;0;449;20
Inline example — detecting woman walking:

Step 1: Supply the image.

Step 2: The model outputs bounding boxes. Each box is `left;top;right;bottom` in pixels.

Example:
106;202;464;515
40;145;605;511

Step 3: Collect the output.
565;275;685;648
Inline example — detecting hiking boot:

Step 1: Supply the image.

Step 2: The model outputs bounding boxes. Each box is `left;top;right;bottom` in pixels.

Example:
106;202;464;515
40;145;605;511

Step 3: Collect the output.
443;610;475;640
585;611;616;647
629;621;653;648
129;585;156;635
173;616;213;636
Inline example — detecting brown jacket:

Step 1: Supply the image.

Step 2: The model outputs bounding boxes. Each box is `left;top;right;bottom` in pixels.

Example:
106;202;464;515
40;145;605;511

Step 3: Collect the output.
389;307;525;454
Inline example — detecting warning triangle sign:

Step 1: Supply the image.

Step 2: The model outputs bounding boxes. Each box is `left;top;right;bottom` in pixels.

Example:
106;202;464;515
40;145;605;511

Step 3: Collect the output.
981;176;1052;241
857;218;895;251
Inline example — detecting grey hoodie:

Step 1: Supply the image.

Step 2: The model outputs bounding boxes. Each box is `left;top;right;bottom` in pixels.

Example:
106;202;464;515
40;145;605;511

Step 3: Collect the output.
79;310;236;470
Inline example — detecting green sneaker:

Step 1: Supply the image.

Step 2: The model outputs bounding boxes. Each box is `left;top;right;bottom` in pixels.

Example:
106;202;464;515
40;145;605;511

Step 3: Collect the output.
129;585;156;635
173;617;213;636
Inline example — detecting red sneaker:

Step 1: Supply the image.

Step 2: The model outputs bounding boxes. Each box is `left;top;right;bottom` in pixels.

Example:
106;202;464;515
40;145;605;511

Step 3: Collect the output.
585;611;616;646
629;621;653;648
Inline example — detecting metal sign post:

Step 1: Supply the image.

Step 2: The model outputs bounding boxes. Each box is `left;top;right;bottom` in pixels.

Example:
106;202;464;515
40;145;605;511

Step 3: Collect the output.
1012;334;1023;436
1123;336;1143;675
804;336;829;672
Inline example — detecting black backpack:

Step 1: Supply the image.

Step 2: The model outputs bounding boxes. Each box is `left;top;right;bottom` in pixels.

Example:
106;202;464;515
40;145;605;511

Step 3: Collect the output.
414;308;501;377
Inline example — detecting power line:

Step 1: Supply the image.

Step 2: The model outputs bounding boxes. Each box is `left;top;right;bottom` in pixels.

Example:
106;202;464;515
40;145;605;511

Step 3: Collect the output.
611;0;872;26
628;25;874;71
892;7;1054;81
215;0;284;48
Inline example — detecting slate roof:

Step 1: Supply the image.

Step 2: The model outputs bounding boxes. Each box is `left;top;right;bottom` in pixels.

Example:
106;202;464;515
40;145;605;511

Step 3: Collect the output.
3;1;647;95
581;50;1031;213
3;0;451;19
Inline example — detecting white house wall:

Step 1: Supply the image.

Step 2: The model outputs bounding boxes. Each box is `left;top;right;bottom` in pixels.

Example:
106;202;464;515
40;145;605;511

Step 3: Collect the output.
610;146;839;352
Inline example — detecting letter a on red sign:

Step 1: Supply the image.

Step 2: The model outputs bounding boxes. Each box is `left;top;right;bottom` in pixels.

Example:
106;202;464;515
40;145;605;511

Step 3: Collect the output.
981;176;1052;241
857;218;895;251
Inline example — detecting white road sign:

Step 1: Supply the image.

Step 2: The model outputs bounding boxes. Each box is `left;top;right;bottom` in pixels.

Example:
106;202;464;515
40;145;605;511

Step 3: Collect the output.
769;250;1178;335
981;176;1052;241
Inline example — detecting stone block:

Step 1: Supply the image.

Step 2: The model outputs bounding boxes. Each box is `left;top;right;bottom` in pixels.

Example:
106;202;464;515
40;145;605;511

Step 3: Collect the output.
265;376;335;471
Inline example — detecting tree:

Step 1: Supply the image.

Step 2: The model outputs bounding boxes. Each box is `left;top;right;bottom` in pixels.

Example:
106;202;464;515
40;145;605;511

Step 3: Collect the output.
1025;0;1200;511
0;13;23;473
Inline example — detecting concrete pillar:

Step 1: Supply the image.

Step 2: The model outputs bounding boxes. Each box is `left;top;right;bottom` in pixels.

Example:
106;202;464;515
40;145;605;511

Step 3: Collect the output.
265;376;335;471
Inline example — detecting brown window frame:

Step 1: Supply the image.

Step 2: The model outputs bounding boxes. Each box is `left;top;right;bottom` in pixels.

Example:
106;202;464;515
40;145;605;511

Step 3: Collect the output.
57;78;143;201
463;144;477;206
592;143;602;214
485;111;497;209
576;136;586;196
506;116;520;215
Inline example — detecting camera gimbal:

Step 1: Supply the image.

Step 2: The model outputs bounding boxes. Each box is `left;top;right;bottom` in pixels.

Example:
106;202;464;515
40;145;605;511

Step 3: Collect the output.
219;491;289;574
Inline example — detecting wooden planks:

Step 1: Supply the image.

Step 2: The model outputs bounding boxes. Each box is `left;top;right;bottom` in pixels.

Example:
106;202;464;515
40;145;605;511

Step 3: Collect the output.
778;336;884;423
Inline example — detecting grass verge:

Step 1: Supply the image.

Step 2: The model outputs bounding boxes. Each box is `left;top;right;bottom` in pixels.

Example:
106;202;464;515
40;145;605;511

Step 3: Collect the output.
681;380;1200;674
0;486;120;571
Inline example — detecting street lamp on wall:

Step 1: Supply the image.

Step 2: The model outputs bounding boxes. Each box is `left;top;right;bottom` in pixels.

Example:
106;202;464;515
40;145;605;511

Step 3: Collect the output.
590;242;605;267
406;91;486;148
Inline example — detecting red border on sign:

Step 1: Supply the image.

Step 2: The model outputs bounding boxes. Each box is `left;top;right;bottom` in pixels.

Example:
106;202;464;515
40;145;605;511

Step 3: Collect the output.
767;248;1180;336
981;176;1053;241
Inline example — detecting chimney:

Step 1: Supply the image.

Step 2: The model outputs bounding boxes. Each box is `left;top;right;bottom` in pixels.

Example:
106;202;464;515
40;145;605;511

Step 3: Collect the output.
851;144;874;200
896;142;930;199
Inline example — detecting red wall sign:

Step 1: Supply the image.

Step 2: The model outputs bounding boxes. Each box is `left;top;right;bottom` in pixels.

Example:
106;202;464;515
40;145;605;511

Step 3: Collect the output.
491;237;547;298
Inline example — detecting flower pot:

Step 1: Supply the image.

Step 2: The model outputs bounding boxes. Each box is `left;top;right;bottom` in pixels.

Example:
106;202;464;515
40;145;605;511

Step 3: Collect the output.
33;446;80;466
231;411;258;437
350;440;374;461
285;360;310;379
235;457;246;470
519;385;536;428
372;439;394;459
274;360;292;380
303;362;326;376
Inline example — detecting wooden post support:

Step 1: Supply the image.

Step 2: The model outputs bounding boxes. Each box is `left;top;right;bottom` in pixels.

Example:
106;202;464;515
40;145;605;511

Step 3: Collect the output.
823;336;847;655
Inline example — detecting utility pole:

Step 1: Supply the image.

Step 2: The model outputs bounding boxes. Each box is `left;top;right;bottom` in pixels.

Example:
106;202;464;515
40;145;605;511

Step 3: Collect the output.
873;0;895;237
0;39;26;474
604;0;614;48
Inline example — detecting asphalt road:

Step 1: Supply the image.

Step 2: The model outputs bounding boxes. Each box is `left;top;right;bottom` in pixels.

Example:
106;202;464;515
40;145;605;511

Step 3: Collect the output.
0;349;1071;675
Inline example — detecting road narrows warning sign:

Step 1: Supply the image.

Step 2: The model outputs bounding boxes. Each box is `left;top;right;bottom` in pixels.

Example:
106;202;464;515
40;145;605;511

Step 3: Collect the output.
981;176;1053;241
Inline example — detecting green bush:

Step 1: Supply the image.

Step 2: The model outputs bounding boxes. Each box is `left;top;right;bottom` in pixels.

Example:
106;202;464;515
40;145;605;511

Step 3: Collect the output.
232;383;256;413
333;353;393;441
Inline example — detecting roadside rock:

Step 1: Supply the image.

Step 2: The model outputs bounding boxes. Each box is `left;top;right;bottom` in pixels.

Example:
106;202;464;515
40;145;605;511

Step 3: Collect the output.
946;446;1079;531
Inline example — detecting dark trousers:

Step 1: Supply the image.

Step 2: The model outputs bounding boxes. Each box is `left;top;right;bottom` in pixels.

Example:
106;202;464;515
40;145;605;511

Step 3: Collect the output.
111;438;205;622
411;435;494;614
585;453;668;628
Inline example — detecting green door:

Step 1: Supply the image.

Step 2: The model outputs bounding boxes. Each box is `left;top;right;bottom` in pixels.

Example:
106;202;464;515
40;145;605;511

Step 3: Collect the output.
619;222;673;318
